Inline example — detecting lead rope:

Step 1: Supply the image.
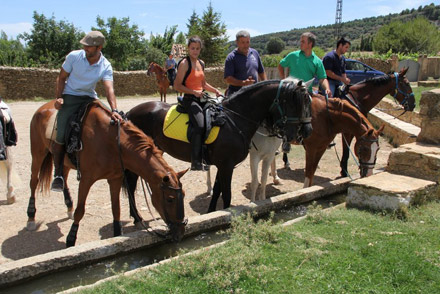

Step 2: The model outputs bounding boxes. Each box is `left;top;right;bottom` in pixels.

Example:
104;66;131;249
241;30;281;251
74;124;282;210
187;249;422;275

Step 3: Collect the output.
114;120;167;239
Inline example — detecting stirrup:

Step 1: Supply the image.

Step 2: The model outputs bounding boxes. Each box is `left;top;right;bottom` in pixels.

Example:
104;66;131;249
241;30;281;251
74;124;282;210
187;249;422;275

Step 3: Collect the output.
51;176;65;192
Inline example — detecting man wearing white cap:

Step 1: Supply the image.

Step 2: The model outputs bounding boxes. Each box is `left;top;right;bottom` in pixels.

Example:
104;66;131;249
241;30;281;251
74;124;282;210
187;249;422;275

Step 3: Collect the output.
51;31;123;192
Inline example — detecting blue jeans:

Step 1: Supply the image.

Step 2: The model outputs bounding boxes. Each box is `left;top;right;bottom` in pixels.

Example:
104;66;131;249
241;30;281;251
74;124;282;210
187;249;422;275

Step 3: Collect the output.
328;80;342;97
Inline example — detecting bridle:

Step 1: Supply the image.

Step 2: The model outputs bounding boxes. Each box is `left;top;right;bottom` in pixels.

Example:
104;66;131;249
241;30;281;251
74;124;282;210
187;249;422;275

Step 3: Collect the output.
269;80;312;137
356;136;379;174
392;72;414;111
113;118;186;238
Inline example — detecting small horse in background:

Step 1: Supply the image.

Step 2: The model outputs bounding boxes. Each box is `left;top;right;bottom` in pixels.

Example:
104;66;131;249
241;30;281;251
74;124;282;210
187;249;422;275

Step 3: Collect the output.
249;125;282;202
276;96;384;188
147;62;170;103
28;100;187;246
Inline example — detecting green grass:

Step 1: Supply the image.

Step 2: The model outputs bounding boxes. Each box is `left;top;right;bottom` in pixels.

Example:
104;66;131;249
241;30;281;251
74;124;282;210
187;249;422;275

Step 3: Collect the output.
386;85;438;111
77;197;440;294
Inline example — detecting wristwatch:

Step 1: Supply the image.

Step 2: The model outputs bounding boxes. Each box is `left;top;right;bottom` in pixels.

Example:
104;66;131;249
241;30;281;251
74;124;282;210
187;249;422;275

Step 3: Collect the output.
112;109;118;113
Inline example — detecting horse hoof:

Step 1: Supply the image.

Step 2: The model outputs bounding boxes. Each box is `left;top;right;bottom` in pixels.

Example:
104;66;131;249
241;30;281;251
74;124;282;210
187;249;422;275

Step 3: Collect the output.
273;178;282;185
67;209;74;220
134;221;147;230
27;221;37;231
7;196;15;204
284;163;291;170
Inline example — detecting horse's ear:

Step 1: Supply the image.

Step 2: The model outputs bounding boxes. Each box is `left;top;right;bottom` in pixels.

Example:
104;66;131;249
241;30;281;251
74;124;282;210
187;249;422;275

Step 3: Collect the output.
400;67;408;76
297;80;303;87
377;124;385;135
177;168;189;179
305;78;314;89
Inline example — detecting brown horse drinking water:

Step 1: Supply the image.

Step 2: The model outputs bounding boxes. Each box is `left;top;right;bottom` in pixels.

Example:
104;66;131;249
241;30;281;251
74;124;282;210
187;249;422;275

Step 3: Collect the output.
147;62;170;103
277;95;384;187
125;79;313;217
28;100;187;247
283;68;415;177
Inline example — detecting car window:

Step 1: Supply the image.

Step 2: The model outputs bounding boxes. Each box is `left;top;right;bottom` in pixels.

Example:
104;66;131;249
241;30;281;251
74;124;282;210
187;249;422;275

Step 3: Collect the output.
348;61;365;71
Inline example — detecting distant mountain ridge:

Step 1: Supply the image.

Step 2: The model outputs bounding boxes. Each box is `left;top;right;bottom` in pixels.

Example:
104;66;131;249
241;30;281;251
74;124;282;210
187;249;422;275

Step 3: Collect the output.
248;3;440;53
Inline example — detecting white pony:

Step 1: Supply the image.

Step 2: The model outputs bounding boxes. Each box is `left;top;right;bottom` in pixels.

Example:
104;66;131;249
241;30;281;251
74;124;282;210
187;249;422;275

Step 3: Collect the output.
0;100;18;204
249;126;282;201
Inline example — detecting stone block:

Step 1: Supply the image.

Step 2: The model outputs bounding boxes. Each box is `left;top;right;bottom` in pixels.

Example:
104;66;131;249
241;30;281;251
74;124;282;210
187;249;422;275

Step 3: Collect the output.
347;172;437;211
386;142;440;182
417;89;440;144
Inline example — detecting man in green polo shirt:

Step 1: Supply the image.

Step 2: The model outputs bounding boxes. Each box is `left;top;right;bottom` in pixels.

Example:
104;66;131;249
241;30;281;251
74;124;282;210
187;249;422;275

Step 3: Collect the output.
278;32;331;97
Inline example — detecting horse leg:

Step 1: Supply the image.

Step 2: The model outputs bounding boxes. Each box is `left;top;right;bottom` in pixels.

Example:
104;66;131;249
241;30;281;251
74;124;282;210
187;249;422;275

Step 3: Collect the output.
27;151;45;231
304;147;326;188
340;133;353;177
124;169;145;228
66;178;93;247
219;168;233;210
63;169;74;219
208;172;221;213
249;153;259;202
5;148;15;204
282;152;290;169
206;167;212;195
271;158;281;185
108;178;123;237
260;158;272;201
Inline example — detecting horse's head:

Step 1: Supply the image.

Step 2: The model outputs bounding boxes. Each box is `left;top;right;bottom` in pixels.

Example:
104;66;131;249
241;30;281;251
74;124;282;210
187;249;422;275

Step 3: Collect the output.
269;78;313;143
389;68;415;111
151;169;188;242
354;125;384;177
147;62;156;77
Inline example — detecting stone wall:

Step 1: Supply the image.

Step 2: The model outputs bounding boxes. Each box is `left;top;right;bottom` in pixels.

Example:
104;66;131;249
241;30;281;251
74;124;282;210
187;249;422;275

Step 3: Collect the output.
417;89;440;145
0;66;227;101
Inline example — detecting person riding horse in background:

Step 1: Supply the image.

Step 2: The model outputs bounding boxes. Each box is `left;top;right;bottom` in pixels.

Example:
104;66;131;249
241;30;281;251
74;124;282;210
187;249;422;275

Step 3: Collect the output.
224;30;267;96
51;31;123;192
165;53;177;87
174;36;222;171
323;37;351;98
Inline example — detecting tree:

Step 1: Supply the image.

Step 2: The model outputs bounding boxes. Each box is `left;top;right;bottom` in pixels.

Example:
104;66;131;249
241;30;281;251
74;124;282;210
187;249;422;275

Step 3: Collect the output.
187;2;228;65
175;32;186;44
373;17;440;54
149;25;177;55
20;11;84;68
0;31;30;67
186;10;200;38
266;37;285;54
92;16;146;70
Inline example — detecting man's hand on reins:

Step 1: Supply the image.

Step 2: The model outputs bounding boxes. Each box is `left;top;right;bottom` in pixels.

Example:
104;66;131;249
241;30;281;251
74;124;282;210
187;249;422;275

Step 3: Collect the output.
54;98;64;110
111;110;124;123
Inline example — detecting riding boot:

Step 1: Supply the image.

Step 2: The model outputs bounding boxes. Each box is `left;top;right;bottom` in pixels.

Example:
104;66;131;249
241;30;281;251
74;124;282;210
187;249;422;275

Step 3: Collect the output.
51;143;65;192
190;133;204;171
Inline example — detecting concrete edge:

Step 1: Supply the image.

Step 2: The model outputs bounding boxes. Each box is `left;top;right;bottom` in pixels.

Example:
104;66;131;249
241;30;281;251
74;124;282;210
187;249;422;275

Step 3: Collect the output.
0;177;352;287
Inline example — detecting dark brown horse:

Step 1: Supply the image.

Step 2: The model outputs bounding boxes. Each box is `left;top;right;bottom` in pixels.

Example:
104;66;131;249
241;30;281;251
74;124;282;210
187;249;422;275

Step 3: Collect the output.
282;68;414;177
277;96;384;187
147;62;170;103
28;100;187;247
125;79;313;216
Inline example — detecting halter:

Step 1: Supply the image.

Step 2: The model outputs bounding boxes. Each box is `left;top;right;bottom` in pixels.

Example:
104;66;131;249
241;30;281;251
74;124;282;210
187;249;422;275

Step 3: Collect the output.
392;72;414;109
269;80;312;132
356;136;379;170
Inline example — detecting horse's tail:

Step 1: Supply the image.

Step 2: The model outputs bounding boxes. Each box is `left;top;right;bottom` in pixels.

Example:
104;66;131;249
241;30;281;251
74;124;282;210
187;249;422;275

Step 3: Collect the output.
37;152;53;196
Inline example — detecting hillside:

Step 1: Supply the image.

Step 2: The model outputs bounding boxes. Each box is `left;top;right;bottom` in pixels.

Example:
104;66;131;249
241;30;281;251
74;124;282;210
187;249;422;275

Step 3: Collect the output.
248;3;440;53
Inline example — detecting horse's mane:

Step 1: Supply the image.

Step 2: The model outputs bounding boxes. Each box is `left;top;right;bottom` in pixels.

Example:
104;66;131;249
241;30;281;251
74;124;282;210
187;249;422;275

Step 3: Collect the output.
224;79;281;102
356;74;391;87
339;99;374;130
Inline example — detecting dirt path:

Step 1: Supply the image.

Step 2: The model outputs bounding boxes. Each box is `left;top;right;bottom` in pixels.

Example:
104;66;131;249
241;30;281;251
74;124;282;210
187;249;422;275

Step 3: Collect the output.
0;96;393;264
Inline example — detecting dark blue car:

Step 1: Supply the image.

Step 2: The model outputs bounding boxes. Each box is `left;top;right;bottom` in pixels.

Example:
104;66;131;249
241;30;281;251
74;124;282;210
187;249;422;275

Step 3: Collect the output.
345;59;385;84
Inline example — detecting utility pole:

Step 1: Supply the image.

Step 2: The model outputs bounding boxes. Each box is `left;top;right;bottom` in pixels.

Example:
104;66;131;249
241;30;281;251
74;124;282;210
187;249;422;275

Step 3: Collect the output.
335;0;343;39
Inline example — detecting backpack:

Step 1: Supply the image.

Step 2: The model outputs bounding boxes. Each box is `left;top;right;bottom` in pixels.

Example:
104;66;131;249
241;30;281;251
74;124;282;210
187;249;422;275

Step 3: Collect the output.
177;56;205;86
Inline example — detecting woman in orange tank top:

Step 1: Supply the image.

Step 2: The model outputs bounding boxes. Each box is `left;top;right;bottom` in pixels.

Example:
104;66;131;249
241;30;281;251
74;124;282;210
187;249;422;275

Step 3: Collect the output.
174;36;222;171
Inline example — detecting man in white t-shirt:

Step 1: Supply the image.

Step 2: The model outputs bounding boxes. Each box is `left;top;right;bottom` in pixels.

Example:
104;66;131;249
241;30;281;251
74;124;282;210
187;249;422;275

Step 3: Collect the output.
51;31;123;192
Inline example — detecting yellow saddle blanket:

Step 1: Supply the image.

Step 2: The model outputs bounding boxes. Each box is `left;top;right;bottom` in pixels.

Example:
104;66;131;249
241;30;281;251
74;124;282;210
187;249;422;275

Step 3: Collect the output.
163;105;220;144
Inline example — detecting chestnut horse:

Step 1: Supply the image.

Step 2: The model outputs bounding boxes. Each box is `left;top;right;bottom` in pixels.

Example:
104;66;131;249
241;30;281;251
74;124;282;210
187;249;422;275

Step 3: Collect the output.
276;95;384;188
147;62;170;103
125;79;313;216
28;100;187;247
282;68;414;177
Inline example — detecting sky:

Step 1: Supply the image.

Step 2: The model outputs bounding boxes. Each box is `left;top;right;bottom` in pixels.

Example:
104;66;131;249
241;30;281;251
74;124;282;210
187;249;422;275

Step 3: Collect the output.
0;0;436;41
